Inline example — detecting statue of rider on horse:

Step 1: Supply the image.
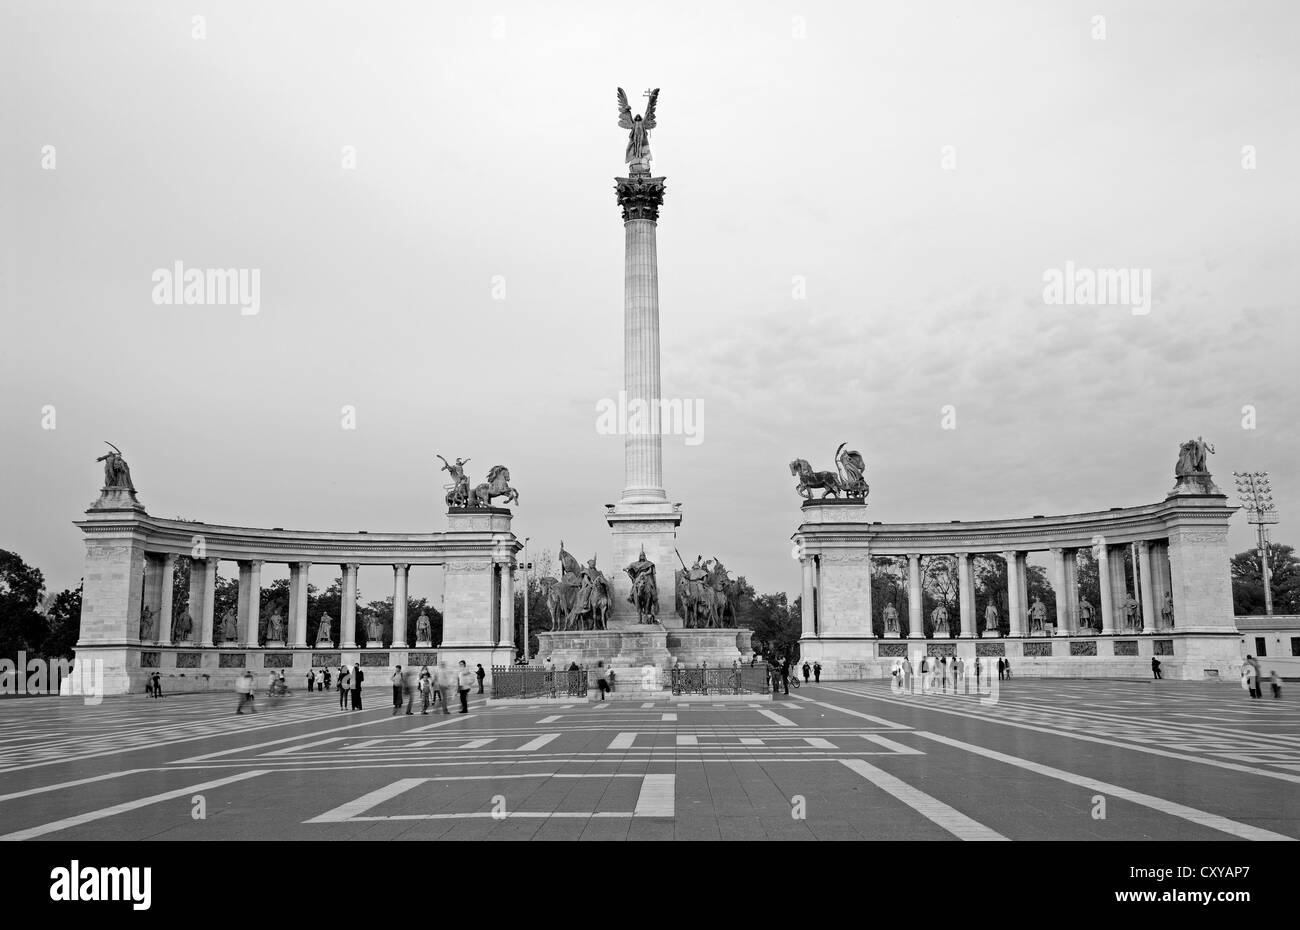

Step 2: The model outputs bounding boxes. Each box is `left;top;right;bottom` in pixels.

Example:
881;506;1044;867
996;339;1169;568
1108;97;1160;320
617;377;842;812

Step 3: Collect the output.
625;547;659;624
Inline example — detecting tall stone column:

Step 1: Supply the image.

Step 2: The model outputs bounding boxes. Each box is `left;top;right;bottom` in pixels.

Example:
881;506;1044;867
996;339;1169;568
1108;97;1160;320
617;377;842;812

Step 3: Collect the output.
392;564;409;647
957;552;975;637
1062;550;1080;635
907;553;924;638
240;560;263;647
800;557;816;637
1004;551;1023;636
157;554;176;645
340;563;359;648
1138;541;1156;634
1016;552;1029;628
289;562;310;647
498;561;515;650
1098;545;1116;634
606;166;681;625
862;544;874;638
193;558;216;647
1109;548;1130;630
1050;548;1067;635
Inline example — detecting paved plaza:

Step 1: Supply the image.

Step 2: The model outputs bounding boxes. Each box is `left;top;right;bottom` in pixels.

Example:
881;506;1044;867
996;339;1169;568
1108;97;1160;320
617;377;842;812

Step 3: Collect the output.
1;680;1296;841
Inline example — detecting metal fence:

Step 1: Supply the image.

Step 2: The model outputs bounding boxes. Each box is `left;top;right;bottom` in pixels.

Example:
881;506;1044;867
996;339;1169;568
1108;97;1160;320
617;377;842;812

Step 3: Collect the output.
491;665;590;699
670;663;770;696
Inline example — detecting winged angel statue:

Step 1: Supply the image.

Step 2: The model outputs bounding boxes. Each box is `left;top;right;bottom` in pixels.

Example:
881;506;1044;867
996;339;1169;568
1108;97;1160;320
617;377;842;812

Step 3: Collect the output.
617;87;659;167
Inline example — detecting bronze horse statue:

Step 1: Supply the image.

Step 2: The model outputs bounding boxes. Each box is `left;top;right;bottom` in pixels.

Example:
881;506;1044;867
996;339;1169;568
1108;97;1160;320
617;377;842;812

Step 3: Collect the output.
473;465;519;507
790;458;843;499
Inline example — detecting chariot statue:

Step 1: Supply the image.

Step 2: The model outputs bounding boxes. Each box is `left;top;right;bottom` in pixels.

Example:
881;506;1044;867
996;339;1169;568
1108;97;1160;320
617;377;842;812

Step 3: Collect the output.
790;442;869;501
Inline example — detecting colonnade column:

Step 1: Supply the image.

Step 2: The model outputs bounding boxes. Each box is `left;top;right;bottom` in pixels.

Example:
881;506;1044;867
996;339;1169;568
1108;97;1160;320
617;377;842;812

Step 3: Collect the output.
907;553;924;638
239;560;263;647
1098;545;1116;634
1062;550;1079;635
290;562;310;647
157;554;176;645
1138;542;1156;634
193;558;216;646
800;557;816;638
1109;547;1130;629
862;544;873;637
340;563;359;648
1050;548;1067;635
392;564;409;647
957;552;975;637
499;562;515;650
1004;551;1023;636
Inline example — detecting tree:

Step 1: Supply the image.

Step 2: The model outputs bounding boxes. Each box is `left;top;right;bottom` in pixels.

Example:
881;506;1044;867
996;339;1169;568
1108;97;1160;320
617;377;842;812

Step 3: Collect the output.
44;582;83;659
0;550;48;658
1232;543;1300;615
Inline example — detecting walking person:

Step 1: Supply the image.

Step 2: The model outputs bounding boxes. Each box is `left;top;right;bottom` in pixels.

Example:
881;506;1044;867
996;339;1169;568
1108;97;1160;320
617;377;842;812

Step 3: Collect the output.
997;657;1005;681
456;660;474;714
236;670;256;714
404;667;416;714
1151;657;1163;680
476;663;486;694
338;666;351;710
152;672;163;699
1270;670;1282;699
352;663;365;710
780;656;791;696
1004;658;1012;680
1244;655;1262;699
391;665;405;715
436;662;453;714
801;661;811;683
323;667;331;692
306;669;315;692
813;661;821;683
418;666;432;714
595;661;610;700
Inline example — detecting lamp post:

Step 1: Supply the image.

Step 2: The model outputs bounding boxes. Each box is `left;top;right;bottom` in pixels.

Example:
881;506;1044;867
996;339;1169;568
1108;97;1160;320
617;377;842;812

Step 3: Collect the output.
522;537;530;663
1233;472;1279;616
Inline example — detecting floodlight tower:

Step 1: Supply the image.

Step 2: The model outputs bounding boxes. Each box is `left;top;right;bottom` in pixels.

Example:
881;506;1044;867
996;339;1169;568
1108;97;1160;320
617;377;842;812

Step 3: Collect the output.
1233;471;1279;616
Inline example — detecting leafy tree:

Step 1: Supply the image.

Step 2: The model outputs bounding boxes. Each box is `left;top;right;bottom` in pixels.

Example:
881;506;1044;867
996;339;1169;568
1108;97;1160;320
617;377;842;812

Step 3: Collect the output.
0;550;47;658
1232;543;1300;615
44;582;83;659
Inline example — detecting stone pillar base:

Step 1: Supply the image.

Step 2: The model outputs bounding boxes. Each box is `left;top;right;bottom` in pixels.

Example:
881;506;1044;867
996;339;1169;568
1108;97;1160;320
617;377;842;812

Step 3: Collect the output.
415;639;432;648
982;631;1002;638
882;630;900;639
265;640;286;648
606;502;683;627
366;640;383;649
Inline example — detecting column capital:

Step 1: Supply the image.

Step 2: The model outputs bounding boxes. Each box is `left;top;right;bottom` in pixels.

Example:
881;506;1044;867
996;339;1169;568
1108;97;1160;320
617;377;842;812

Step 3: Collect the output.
342;562;359;572
393;563;410;573
240;558;265;569
162;552;178;566
1049;547;1063;555
295;560;312;571
615;173;666;221
1137;540;1150;552
955;550;970;560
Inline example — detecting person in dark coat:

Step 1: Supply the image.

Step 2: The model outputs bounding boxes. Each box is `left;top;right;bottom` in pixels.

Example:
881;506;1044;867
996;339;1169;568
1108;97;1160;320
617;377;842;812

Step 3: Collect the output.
813;662;821;683
801;661;811;682
351;663;364;710
307;669;315;692
1151;657;1162;680
476;663;486;694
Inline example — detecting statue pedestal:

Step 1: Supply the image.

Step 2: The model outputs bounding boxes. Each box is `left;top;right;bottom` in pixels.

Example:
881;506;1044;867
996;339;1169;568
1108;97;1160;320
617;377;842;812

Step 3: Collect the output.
415;639;432;648
89;487;145;513
982;631;1001;638
265;640;285;648
366;640;383;649
174;639;194;647
315;641;335;649
882;630;900;639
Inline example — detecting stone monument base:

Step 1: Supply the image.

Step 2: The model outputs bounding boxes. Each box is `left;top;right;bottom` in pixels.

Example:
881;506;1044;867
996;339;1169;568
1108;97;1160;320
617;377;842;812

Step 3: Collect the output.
415;639;432;648
265;640;285;648
536;625;752;696
982;631;1001;638
366;640;383;649
882;630;900;639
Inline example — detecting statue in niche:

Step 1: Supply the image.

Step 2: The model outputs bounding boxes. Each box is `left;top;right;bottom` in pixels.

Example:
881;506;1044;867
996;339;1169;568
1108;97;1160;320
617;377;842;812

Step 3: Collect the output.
931;603;950;636
883;604;900;633
139;604;155;641
315;614;334;645
983;602;999;634
415;612;432;643
220;609;238;642
1160;591;1174;628
1122;592;1140;630
366;612;384;643
1078;599;1096;631
267;610;285;642
173;609;192;642
1028;598;1047;633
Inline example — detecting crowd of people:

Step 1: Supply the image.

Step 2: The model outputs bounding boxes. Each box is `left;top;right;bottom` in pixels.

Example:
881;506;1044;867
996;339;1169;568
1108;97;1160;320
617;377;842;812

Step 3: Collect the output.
230;660;488;715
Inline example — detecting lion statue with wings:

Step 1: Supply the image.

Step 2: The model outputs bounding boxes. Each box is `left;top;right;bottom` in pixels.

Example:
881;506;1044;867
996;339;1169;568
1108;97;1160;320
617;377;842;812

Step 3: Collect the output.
617;87;659;167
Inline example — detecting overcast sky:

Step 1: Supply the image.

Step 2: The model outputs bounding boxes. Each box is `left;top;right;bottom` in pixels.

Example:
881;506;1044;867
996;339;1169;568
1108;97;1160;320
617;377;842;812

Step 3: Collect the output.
2;0;1297;603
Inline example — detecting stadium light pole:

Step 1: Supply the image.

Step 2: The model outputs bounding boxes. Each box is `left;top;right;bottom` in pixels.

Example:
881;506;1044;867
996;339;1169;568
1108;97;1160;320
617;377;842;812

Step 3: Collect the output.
1233;471;1279;616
